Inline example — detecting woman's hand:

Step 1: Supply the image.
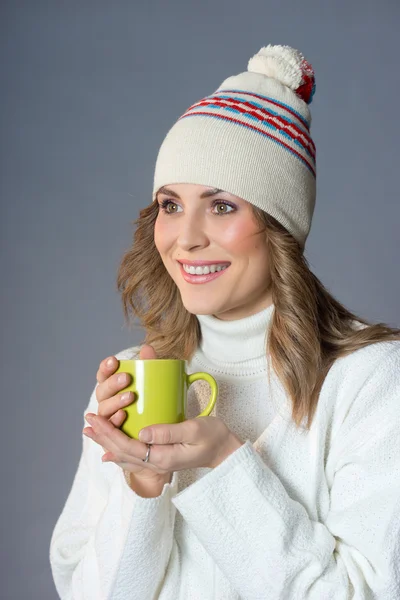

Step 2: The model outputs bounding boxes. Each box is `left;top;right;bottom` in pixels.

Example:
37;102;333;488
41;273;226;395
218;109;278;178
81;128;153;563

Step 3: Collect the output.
83;406;244;472
84;344;244;473
94;354;134;429
86;346;172;481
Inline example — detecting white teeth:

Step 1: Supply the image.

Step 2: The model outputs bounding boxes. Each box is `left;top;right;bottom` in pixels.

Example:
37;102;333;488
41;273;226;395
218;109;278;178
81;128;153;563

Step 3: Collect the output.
183;264;229;275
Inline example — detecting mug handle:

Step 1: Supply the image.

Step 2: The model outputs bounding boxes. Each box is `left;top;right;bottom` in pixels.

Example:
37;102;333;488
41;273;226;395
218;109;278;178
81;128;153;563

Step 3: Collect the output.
186;372;218;417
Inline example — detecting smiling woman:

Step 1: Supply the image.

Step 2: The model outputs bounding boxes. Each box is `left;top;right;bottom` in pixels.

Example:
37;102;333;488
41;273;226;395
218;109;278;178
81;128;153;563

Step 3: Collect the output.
153;182;273;320
50;43;400;600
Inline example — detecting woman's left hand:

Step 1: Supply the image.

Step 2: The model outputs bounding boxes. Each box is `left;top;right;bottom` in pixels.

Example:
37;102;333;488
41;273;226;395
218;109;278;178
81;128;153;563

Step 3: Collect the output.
83;412;244;472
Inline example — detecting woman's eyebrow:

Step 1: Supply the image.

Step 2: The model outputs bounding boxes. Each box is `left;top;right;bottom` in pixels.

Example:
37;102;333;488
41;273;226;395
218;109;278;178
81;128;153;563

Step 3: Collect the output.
156;186;224;199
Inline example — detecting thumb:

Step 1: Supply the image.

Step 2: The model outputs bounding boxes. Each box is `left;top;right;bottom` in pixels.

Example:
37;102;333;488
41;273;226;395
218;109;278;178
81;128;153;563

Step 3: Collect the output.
139;344;158;359
139;420;191;444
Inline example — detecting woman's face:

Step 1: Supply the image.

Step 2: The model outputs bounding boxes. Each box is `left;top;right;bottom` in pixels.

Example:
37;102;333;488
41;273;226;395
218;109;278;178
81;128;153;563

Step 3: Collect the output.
154;183;273;320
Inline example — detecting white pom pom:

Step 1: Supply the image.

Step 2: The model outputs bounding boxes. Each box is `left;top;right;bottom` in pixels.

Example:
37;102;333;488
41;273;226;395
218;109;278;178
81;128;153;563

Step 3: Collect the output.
247;44;305;91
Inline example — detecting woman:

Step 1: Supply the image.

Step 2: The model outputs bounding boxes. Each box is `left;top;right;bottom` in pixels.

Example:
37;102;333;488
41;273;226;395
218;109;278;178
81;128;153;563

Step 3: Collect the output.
49;44;400;599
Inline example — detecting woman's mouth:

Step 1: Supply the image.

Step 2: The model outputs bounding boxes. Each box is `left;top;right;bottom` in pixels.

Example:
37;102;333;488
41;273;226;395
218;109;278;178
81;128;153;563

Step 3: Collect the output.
178;262;230;284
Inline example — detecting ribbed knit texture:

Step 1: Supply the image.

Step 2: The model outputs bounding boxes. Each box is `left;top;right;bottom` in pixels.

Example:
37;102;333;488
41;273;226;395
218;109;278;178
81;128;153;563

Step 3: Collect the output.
49;307;400;599
196;302;274;370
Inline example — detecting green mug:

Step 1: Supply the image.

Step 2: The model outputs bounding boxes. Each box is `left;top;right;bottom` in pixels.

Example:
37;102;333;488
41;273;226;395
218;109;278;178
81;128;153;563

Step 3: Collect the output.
114;359;218;439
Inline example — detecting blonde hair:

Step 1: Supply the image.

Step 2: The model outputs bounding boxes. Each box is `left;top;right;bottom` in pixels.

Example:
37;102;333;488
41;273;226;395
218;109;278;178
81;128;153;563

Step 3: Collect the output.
116;200;400;429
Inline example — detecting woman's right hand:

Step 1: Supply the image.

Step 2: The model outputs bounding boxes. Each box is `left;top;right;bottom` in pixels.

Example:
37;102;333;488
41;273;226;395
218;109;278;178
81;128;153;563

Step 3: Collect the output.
94;347;173;485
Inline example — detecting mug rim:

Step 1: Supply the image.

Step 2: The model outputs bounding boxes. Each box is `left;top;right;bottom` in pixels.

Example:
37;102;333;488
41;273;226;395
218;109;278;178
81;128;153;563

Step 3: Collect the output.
128;358;186;362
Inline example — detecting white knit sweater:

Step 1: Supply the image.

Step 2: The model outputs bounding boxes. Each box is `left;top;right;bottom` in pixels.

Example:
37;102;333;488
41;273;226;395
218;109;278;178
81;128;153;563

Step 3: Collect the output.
49;304;400;599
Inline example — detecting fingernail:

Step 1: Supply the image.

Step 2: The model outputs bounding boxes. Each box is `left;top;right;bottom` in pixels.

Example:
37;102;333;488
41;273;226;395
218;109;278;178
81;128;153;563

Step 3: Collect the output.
120;392;131;403
118;373;127;384
139;429;152;443
85;414;95;424
106;358;114;368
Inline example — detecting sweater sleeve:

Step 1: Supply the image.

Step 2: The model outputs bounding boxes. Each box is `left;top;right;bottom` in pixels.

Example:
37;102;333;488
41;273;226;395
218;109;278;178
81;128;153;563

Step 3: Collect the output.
49;383;179;600
171;343;400;600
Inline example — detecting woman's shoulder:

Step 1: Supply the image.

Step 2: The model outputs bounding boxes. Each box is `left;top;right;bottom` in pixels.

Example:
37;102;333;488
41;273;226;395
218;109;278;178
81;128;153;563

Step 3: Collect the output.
326;338;400;395
334;337;400;374
323;339;400;430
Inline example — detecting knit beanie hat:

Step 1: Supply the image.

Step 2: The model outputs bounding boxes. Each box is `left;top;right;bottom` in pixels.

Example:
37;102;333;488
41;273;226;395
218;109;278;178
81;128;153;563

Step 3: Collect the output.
152;44;316;249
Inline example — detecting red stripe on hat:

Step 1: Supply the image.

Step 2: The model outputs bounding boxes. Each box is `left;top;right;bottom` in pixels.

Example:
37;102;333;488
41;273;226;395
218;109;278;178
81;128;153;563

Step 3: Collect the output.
190;98;315;160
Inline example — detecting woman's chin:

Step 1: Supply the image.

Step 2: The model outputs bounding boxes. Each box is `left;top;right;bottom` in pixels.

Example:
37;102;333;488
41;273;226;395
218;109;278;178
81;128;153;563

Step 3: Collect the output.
180;295;224;316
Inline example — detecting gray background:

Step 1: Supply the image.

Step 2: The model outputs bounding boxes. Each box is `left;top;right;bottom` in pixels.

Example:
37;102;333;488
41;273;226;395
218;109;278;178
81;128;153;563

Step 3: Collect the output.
1;1;399;598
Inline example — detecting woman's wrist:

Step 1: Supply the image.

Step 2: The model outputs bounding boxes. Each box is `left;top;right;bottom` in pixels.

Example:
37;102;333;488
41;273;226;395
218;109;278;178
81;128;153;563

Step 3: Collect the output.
127;471;173;498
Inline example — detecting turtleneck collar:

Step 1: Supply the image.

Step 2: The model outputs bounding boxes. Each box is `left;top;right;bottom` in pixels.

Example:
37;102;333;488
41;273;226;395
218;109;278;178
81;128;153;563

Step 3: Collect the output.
194;303;275;373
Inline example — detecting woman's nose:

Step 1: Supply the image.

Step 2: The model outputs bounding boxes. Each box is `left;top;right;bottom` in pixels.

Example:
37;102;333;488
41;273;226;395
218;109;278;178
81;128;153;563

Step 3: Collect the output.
175;218;209;249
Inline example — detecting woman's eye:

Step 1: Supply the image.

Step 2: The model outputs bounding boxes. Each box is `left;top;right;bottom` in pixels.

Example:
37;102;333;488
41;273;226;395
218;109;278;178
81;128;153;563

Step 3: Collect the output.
214;202;234;215
158;199;235;216
159;199;179;213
